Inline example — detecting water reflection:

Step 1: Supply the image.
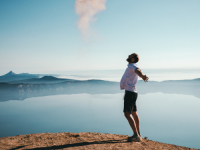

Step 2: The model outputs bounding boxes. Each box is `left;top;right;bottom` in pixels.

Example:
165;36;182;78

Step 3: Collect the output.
0;79;200;102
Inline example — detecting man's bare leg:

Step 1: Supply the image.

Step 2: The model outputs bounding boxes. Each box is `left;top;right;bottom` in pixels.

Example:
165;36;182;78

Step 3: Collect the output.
124;112;138;135
132;111;140;136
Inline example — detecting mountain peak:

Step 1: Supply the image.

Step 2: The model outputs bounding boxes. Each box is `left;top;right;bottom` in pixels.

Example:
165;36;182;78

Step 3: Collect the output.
40;76;58;80
4;71;16;76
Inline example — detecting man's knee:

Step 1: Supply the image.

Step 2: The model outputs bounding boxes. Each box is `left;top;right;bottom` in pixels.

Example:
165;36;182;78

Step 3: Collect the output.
131;111;138;116
132;111;139;120
124;112;131;119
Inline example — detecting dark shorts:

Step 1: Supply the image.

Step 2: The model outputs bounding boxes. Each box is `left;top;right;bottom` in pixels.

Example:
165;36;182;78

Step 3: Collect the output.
123;90;138;114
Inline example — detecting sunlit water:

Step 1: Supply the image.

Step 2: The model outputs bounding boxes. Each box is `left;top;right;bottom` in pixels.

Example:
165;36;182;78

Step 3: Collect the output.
0;93;200;149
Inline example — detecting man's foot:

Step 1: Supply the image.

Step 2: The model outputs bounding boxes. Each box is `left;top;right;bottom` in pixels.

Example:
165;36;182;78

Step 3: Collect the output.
127;134;142;142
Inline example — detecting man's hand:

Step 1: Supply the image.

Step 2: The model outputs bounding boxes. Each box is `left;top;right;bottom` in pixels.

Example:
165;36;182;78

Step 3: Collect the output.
142;75;149;82
135;68;149;83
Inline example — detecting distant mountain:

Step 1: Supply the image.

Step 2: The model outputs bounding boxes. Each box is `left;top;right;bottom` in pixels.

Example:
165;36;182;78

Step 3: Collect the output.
0;76;200;102
4;71;16;76
8;76;74;84
137;79;200;98
40;76;58;80
0;79;119;101
0;71;41;82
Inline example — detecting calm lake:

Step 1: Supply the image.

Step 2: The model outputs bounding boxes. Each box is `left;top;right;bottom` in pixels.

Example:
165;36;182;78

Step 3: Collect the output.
0;92;200;149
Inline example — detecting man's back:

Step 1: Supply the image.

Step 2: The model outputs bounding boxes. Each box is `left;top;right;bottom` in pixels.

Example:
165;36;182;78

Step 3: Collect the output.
120;63;139;93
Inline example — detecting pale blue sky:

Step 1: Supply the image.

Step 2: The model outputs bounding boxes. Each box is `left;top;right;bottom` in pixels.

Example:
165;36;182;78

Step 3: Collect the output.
0;0;200;75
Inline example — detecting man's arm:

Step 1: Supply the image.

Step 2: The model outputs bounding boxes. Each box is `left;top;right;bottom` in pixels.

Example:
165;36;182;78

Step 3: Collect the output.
135;68;149;82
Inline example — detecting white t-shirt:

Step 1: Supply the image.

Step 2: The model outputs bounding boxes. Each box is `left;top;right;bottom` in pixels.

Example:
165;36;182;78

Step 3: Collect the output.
120;63;139;93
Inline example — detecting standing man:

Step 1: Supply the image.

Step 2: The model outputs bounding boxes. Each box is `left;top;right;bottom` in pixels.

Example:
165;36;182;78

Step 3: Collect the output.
120;53;149;142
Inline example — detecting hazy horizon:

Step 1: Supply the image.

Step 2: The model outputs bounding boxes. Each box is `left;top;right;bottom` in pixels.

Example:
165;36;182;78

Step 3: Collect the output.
1;68;200;82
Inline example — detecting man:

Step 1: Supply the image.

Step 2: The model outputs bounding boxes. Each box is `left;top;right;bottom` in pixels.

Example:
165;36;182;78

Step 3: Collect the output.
120;53;149;142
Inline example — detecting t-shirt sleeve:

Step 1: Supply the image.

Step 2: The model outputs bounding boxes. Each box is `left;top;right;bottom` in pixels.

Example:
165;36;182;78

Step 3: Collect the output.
131;63;138;70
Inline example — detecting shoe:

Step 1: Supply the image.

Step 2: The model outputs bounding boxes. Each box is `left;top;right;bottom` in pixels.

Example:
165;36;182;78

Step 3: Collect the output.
127;134;142;142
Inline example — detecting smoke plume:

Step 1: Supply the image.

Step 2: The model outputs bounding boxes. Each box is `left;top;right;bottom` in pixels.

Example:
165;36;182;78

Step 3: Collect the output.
75;0;107;36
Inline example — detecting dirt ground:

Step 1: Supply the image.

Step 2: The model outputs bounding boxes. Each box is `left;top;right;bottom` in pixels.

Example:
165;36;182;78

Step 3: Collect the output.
0;132;197;150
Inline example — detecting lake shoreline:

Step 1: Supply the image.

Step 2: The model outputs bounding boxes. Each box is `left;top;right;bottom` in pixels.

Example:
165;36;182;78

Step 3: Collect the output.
0;132;197;150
